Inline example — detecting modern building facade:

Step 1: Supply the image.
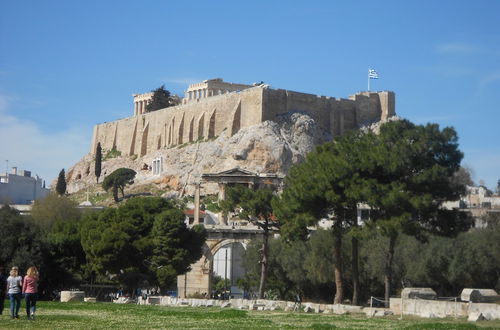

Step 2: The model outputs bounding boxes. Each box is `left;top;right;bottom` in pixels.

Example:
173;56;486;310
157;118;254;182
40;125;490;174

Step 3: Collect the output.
0;167;50;205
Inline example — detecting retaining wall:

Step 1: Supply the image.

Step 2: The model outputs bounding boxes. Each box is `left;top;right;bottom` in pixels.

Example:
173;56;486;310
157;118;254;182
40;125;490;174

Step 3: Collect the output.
389;297;500;320
133;295;500;320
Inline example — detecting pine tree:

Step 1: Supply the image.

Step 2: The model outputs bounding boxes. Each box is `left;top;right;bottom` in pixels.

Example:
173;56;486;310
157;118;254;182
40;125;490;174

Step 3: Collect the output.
56;169;67;196
95;142;102;183
102;168;136;202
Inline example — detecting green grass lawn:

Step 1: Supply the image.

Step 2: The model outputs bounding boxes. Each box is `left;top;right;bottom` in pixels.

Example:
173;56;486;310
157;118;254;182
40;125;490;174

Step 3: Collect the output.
0;301;498;329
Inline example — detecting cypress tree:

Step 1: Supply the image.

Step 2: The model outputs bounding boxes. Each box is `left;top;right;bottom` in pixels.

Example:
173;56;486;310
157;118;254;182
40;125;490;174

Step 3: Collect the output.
95;142;102;183
56;168;67;196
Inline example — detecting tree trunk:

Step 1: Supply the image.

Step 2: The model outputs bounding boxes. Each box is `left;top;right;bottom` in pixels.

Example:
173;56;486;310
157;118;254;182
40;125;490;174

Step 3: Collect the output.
258;226;269;299
384;234;397;308
333;220;343;304
112;185;119;202
351;235;359;305
350;205;359;305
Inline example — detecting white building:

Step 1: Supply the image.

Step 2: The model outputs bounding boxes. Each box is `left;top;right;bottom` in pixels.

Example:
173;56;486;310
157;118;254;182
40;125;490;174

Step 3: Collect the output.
0;168;50;205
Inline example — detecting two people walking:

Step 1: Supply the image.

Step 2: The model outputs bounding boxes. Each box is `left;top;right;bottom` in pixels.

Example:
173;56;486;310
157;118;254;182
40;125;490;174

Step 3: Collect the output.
6;266;38;320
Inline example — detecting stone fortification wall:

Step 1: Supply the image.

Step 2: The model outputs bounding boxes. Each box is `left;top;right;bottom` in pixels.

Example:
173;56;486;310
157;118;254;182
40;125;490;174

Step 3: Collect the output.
90;85;395;157
91;87;264;156
262;88;394;137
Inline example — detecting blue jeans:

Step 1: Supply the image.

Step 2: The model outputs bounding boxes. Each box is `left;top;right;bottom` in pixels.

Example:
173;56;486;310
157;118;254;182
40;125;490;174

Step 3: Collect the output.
8;293;21;317
25;293;37;317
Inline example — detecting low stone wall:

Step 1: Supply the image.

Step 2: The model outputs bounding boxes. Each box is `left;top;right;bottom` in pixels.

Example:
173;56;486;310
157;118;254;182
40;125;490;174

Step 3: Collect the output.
389;298;500;320
136;296;374;316
134;295;500;321
469;303;500;320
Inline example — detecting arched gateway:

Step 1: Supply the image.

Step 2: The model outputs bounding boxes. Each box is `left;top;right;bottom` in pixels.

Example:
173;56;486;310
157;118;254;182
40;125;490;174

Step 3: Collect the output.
177;227;263;298
177;168;283;298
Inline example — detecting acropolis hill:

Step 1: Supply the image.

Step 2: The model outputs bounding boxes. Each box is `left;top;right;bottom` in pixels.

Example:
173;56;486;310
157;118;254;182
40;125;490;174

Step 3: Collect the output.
66;79;396;196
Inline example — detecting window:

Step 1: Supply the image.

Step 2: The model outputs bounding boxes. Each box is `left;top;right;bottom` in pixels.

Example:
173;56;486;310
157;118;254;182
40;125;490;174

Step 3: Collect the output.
152;157;162;175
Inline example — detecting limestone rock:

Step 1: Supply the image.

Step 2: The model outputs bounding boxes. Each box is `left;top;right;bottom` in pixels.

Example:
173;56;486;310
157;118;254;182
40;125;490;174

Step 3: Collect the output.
60;291;85;302
65;113;332;196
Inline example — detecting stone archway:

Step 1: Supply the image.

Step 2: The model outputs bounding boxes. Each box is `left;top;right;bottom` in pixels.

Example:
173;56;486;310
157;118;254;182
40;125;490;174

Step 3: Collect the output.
177;230;260;298
211;240;247;298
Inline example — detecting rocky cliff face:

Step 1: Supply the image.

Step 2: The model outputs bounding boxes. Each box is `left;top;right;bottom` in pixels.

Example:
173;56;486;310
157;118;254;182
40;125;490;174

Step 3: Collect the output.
66;112;332;197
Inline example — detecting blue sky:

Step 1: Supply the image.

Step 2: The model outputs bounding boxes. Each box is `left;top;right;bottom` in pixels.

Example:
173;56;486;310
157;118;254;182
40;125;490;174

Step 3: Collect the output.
1;1;499;189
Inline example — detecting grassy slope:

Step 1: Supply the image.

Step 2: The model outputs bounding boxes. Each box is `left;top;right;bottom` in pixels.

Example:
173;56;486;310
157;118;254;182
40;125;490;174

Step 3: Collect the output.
0;301;499;329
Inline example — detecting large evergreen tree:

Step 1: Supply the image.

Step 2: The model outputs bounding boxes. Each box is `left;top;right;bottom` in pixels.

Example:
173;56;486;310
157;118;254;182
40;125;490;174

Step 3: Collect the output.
80;197;206;292
219;186;279;299
146;85;175;112
276;120;469;305
151;208;206;289
356;120;470;305
95;142;102;183
275;132;364;304
0;206;45;282
56;168;67;196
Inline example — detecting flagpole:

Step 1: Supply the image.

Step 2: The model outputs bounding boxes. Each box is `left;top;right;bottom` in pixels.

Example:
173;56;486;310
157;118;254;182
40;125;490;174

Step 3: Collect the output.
367;68;370;91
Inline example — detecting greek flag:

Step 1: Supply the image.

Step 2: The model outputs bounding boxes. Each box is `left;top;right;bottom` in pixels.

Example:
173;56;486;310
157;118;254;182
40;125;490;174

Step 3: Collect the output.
368;69;379;79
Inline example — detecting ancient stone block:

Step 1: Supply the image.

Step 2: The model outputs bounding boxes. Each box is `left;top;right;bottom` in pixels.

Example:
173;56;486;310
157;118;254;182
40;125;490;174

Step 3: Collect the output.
303;305;313;313
401;287;437;300
148;297;161;305
461;288;500;303
60;291;85;302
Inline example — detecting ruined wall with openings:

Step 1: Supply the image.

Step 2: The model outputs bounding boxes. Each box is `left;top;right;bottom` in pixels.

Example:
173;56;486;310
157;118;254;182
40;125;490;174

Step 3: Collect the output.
91;87;264;156
90;85;395;157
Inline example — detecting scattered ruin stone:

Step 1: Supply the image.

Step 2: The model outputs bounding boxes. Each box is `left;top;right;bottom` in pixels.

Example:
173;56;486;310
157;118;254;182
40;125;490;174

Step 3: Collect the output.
60;291;84;302
114;297;136;304
148;297;161;305
303;305;313;313
468;312;487;322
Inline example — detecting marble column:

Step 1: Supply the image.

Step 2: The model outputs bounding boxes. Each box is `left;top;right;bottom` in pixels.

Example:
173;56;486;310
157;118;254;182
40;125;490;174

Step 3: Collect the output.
218;182;227;225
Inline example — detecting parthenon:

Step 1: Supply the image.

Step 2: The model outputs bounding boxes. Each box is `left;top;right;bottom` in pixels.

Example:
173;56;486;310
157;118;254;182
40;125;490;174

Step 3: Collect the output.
182;78;254;104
